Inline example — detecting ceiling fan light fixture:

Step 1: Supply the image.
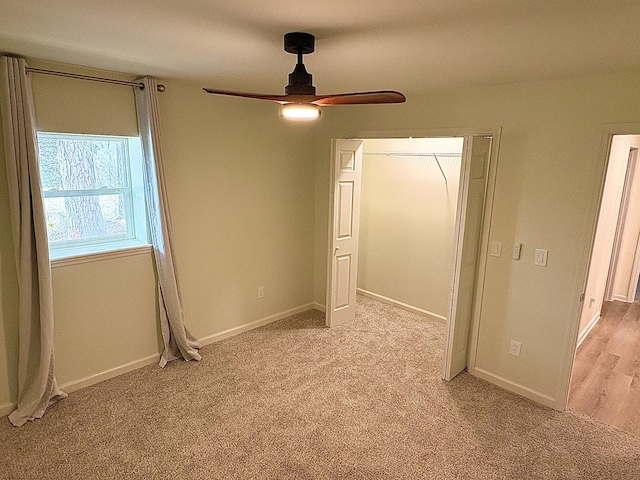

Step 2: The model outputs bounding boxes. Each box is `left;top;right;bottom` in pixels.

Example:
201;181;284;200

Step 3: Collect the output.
203;32;405;121
280;103;321;120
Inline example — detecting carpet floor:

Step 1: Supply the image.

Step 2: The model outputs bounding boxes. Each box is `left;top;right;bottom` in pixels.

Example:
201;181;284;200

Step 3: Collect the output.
1;295;639;479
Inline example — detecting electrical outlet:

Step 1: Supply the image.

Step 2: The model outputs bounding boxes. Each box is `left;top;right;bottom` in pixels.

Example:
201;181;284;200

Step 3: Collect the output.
534;249;548;267
509;340;522;357
257;286;264;299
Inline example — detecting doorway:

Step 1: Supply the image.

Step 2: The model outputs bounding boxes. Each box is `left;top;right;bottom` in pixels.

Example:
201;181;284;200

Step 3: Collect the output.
567;133;640;436
357;137;464;323
325;129;500;381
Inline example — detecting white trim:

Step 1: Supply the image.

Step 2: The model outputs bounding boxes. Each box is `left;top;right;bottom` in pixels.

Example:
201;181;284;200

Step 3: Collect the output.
314;302;326;312
59;352;161;393
467;129;502;374
576;312;601;347
612;294;630;303
356;288;446;323
198;303;318;346
605;148;637;302
0;402;14;417
2;302;322;419
51;244;152;268
473;367;556;408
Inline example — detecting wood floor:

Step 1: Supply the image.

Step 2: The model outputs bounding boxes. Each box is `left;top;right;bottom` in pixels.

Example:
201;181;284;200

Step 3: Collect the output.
569;300;640;436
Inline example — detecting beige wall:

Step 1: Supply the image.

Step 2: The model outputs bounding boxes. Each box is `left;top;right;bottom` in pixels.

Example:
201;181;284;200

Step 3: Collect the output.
577;135;637;338
0;60;316;411
358;138;463;316
313;68;640;406
156;81;316;336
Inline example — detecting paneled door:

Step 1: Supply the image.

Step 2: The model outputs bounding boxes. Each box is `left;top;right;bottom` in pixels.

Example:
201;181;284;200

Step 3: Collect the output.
326;139;363;327
443;135;492;380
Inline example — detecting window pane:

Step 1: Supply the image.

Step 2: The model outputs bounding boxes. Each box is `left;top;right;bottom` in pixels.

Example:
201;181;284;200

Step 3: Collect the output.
93;140;129;189
38;137;63;190
37;136;129;192
36;133;147;258
44;193;130;243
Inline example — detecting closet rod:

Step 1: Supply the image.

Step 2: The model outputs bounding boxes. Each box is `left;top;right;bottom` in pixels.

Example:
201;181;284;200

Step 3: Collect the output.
25;66;166;92
363;152;459;184
363;152;461;157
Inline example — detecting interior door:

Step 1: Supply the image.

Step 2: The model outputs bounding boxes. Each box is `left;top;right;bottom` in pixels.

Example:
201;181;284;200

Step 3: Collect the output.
326;139;363;327
443;135;492;380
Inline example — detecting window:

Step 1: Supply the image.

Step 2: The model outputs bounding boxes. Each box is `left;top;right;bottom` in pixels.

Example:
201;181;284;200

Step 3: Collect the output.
37;133;149;259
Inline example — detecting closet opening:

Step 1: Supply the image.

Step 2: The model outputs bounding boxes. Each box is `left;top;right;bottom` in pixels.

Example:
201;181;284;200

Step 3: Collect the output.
357;137;464;324
326;130;499;382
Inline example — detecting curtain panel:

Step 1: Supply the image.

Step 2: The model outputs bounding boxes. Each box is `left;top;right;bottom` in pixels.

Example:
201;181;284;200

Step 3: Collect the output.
0;56;66;427
135;77;201;367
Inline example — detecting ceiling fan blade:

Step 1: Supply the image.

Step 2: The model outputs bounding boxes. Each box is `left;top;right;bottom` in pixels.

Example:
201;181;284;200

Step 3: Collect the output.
312;91;406;106
202;88;289;103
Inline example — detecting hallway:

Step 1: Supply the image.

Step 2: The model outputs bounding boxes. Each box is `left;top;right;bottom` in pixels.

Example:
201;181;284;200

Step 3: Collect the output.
569;300;640;436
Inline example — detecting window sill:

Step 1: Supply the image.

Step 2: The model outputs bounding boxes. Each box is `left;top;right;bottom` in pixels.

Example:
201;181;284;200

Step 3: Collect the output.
51;242;153;268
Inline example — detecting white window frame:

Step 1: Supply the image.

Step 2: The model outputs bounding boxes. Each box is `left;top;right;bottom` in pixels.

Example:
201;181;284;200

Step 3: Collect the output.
37;132;150;260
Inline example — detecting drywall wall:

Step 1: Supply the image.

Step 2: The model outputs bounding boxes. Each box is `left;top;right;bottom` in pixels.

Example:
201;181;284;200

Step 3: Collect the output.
577;135;637;341
156;80;316;336
0;58;316;412
358;138;463;316
313;67;640;406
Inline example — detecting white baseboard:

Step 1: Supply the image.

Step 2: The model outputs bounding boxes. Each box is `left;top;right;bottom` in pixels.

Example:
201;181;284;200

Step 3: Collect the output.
1;401;14;416
472;367;556;409
313;302;326;313
356;288;447;323
59;353;161;393
612;294;629;303
576;312;600;348
198;302;317;346
9;302;320;407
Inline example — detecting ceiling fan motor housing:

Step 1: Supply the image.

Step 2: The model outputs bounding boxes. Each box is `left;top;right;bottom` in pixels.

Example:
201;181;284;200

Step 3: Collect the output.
284;32;316;96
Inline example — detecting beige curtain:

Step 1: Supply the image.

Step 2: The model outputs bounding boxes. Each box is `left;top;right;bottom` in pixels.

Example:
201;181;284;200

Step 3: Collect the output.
0;56;66;426
135;77;201;367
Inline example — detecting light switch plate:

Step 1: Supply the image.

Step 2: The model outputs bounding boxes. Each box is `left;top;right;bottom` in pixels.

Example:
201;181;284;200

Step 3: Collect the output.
512;242;522;260
534;249;548;267
490;241;502;258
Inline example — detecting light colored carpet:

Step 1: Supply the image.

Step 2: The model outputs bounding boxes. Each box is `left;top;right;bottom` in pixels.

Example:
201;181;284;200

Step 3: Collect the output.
1;295;639;479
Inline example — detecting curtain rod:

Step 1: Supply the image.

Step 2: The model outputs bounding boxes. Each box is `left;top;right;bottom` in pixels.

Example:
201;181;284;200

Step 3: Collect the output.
25;66;166;92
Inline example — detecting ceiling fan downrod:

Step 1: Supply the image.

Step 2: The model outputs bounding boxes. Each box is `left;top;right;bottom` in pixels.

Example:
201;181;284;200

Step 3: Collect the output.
284;32;316;96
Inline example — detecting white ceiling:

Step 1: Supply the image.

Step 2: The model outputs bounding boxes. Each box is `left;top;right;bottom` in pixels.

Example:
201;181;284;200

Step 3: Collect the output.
1;1;640;95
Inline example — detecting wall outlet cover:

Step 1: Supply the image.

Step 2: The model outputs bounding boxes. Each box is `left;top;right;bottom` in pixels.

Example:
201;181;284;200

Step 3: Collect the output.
490;241;502;258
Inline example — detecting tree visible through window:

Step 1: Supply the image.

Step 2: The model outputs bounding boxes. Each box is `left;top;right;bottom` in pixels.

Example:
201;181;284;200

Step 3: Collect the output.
37;133;148;256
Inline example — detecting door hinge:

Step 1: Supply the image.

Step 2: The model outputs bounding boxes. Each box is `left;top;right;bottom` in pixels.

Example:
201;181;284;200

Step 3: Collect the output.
579;293;585;302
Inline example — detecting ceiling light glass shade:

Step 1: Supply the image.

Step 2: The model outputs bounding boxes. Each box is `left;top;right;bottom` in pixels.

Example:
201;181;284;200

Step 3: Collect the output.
280;103;321;120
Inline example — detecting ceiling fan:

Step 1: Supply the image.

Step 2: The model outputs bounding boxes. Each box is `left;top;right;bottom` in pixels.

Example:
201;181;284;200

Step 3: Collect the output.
203;32;406;120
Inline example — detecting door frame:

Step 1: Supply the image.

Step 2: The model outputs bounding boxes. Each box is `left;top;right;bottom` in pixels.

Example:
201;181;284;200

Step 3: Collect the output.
326;126;502;377
623;148;640;302
603;148;637;302
557;123;640;411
